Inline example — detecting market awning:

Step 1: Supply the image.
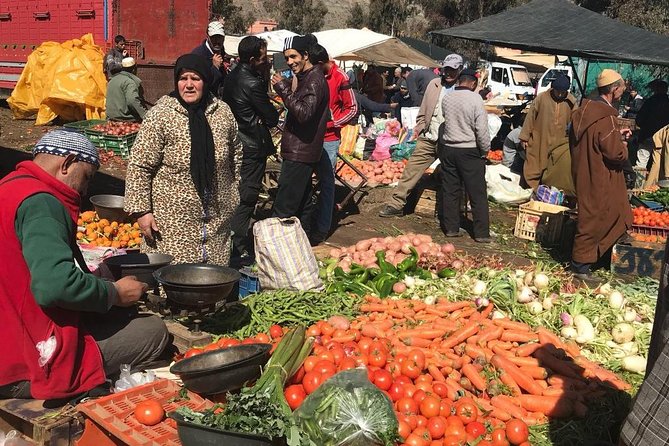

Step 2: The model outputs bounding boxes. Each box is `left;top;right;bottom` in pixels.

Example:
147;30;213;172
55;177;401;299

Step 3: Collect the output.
399;37;453;63
313;28;437;67
431;0;669;67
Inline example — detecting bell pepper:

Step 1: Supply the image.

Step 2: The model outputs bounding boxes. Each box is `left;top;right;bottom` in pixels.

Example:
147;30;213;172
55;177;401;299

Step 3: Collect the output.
376;251;397;274
397;247;419;272
437;267;456;279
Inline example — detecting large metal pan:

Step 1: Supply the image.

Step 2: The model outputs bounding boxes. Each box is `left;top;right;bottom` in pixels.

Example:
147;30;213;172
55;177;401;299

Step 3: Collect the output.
102;253;174;289
154;264;241;306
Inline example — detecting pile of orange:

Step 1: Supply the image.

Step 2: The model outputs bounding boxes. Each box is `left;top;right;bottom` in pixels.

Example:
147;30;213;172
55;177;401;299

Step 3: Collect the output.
76;210;142;248
632;207;669;227
631;232;667;244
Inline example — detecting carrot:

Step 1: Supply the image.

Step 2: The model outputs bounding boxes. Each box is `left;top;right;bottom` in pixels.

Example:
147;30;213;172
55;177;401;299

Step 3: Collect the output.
451;307;477;320
536;327;567;349
490;395;529;420
517;395;573;418
464;344;489;361
493;318;531;331
364;295;381;303
507;356;541;368
542;387;584;402
332;333;356;343
360;304;387;312
388;309;411;319
477;325;504;345
461;363;487;392
361;325;385;338
547;375;587;389
425;307;447;317
401;337;432;348
444;378;466;401
515;342;542;357
491;355;545;396
442;321;480;349
498;370;522;397
522;412;549;426
480;303;494;319
433;320;459;332
533;349;584;380
519;365;548;380
564;341;582;358
501;330;539;343
428;364;447;382
436;301;473;312
572;356;631;391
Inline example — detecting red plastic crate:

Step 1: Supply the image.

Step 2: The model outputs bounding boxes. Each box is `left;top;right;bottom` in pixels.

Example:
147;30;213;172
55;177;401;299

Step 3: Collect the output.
77;379;213;446
631;224;669;238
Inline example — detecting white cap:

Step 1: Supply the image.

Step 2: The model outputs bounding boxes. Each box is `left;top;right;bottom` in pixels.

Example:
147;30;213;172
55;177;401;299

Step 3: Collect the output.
207;21;225;37
121;57;136;68
441;54;463;69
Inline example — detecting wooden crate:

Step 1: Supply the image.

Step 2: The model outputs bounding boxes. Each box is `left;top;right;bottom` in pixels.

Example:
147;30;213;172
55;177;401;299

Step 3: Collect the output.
514;200;569;241
415;189;438;217
0;399;83;446
612;241;665;279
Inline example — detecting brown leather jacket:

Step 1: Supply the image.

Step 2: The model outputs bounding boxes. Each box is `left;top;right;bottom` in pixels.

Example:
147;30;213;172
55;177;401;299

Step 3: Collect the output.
273;66;330;163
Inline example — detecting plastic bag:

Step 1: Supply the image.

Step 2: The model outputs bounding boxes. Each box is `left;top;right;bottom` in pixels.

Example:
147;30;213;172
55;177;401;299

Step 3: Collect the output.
113;364;156;392
390;141;417;161
36;336;56;367
371;133;398;161
0;430;32;446
294;368;399;446
8;33;106;125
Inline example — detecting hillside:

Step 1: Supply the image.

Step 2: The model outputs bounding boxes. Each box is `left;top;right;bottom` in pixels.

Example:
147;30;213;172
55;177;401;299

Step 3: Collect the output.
238;0;371;31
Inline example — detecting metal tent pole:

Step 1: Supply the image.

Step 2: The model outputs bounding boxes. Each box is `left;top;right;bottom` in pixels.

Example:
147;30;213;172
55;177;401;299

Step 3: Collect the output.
568;56;586;99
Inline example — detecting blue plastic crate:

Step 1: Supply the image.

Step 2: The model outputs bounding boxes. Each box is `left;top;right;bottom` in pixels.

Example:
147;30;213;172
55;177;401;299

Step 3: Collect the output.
239;267;260;298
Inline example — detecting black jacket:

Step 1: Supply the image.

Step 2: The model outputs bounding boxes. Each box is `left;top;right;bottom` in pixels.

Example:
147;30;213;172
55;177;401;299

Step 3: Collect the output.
223;63;279;156
273;66;329;164
191;40;227;97
636;94;669;141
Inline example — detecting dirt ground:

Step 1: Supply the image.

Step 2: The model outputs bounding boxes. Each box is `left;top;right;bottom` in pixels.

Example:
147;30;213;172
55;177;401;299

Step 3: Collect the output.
0;102;542;268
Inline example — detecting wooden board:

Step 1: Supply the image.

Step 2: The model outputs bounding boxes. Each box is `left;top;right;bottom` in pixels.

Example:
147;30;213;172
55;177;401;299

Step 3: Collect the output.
611;241;665;279
0;399;82;446
415;189;438;217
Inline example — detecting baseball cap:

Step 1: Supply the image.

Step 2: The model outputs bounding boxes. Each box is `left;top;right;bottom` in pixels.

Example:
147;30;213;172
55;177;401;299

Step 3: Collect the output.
207;21;225;37
441;54;463;69
459;68;478;79
121;57;136;68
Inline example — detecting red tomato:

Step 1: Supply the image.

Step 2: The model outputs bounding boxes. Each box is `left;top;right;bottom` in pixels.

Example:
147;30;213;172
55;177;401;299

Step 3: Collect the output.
491;428;510;446
427;416;447;439
478;441;493;446
369;343;388;368
455;398;478;425
134;400;164;426
303;356;319;372
465;421;486;438
415;415;428;428
284;384;306;410
202;343;219;352
329;346;346;365
255;333;271;343
302;371;323;394
291;366;306;385
320;323;335;336
269;324;283;339
398;420;411;440
432;382;449;399
306;325;321;337
216;338;232;348
317;350;335;363
313;360;337;376
183;348;203;358
443;435;464;446
402;383;417;398
413;426;431;440
440;400;454;418
505;419;529;445
445;415;464;428
387;361;402;378
395;375;412;386
338;357;356;371
430;441;443;446
419;395;441;419
415;374;433;384
373;369;393;391
357;337;374;354
388;382;405;402
405;433;428;446
415;381;433;394
413;389;427;403
408;349;426;370
242;338;258;344
353;353;369;366
401;360;421;379
396;397;419;415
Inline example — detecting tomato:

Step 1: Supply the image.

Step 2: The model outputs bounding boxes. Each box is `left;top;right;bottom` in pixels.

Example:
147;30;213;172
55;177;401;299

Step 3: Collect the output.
444;420;467;443
395;375;412;386
413;426;431;440
291;366;306;385
320;323;335;336
491;428;510;446
338;357;356;371
284;384;306;410
203;343;219;352
402;384;417;398
303;356;319;372
353;353;369;366
398;420;411;440
419;395;441;419
369;342;388;368
415;415;428;428
373;369;393;391
134;399;164;426
317;350;335;363
313;360;337;376
478;441;493;446
302;371;323;394
415;381;433;394
269;324;283;339
505;419;529;445
401;360;422;379
408;349;426;370
396;397;419;415
455;398;478;425
328;346;346;365
432;382;449;399
439;400;454;418
387;361;402;378
465;421;486;438
445;415;464;428
405;433;428;446
388;382;405;402
427;415;447;439
415;374;433;384
306;325;321;337
242;338;258;344
255;333;271;343
413;389;427;404
183;348;203;358
357;337;374;354
430;441;443;446
443;435;464;446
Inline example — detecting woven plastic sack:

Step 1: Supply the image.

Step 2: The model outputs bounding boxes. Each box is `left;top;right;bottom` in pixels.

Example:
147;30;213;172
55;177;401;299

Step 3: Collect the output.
390;141;417;161
294;368;399;446
252;217;323;291
8;33;106;125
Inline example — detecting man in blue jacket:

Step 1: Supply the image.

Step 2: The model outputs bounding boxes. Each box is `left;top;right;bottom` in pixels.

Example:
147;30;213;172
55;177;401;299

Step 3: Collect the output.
192;21;228;97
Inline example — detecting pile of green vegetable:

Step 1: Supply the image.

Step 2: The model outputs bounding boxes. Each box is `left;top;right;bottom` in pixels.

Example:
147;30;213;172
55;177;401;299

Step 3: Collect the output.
640;188;669;207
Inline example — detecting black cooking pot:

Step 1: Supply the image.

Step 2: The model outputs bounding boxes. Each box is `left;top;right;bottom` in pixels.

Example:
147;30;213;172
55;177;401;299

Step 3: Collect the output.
154;264;241;306
170;344;271;395
171;412;276;446
102;253;174;289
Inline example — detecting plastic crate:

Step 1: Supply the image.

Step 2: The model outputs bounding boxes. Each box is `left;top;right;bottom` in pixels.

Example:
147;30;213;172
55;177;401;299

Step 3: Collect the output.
514;200;569;241
76;379;213;446
84;130;138;160
62;119;106;133
239;266;260;298
631;224;669;238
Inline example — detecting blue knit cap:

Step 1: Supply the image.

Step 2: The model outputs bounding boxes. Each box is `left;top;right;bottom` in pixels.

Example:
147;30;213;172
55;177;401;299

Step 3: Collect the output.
33;129;100;168
551;74;571;91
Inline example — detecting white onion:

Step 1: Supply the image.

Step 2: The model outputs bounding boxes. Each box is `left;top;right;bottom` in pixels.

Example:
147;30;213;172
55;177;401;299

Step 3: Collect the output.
609;291;625;309
472;280;487;296
623;309;637;322
527;301;543;315
533;273;550;290
517;286;535;303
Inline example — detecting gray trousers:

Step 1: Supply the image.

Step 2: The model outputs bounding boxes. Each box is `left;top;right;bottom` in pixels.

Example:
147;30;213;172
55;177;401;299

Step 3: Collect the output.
389;137;438;209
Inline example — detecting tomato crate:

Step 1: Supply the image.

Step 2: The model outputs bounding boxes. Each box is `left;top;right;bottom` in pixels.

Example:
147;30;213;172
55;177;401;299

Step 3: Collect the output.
631;224;669;238
239;266;260;298
514;200;569;241
63;119;106;133
85;132;138;160
76;379;213;446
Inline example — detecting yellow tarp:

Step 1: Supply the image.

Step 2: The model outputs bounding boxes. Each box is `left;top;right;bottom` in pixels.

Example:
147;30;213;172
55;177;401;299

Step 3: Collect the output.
8;33;107;125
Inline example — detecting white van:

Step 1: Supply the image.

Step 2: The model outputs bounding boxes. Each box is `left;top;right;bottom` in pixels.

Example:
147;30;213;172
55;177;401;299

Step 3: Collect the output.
536;64;574;96
484;62;535;100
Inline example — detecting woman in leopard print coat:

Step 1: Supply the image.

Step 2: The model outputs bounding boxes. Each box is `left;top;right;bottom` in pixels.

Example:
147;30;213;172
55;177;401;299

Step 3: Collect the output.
124;55;241;266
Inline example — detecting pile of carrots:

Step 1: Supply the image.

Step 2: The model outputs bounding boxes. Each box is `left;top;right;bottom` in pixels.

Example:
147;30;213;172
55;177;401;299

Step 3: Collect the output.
337;159;407;187
630;232;667;244
289;295;631;444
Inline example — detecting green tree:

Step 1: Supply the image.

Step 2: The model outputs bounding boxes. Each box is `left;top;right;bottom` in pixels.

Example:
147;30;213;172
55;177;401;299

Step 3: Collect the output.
211;0;254;35
367;0;413;35
276;0;328;34
346;3;368;29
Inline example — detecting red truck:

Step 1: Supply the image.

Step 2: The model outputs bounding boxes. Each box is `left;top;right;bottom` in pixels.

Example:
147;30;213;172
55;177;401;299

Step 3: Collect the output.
0;0;212;102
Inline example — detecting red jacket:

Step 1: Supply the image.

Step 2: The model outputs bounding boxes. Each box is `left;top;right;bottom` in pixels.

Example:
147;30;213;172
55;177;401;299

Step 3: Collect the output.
324;62;358;142
0;162;105;399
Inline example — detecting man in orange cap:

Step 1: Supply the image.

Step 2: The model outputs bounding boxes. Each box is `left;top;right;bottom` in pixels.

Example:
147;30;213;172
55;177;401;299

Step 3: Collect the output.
569;69;633;281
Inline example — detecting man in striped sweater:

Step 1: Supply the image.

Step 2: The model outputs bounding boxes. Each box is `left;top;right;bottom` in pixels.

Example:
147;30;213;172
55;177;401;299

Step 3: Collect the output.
311;45;358;244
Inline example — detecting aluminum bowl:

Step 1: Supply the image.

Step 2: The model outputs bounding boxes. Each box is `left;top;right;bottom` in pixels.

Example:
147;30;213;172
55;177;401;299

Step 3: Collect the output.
89;194;129;222
154;264;241;306
102;253;174;289
170;344;271;395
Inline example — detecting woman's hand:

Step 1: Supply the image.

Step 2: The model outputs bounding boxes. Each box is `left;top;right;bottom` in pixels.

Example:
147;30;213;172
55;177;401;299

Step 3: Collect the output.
137;213;159;240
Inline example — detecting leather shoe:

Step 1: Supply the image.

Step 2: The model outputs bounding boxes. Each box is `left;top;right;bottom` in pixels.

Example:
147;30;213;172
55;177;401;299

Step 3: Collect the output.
379;205;402;217
475;237;493;244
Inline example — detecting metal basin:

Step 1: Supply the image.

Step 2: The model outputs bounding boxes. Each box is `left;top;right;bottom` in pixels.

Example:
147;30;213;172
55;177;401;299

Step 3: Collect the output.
154;264;241;306
658;179;669;188
170;344;271;395
102;253;174;289
89;194;129;222
172;412;274;446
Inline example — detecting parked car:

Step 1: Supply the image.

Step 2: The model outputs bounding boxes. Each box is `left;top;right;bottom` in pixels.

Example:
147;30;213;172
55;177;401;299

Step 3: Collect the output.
535;64;574;96
483;62;535;100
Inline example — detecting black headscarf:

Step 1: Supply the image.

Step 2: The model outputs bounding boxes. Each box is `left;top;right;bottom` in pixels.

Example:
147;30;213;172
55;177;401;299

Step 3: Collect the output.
170;54;216;204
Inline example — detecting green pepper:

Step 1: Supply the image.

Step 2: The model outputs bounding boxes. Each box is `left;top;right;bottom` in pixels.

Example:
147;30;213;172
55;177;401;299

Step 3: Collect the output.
366;267;381;279
349;262;365;275
438;267;456;278
379;278;397;297
416;268;433;280
397;247;419;272
355;269;369;284
375;251;397;274
334;266;347;278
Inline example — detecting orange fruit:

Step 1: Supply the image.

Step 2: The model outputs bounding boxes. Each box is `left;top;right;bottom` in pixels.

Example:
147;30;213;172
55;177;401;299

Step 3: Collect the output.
134;237;142;245
76;232;84;240
103;226;113;235
111;241;121;248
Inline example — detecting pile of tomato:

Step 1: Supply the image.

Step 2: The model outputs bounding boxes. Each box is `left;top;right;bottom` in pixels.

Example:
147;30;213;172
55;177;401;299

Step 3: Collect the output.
177;324;285;361
281;321;530;446
632;207;669;228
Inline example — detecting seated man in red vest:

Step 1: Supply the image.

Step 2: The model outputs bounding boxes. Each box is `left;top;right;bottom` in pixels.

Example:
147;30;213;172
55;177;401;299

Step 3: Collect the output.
0;130;170;401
